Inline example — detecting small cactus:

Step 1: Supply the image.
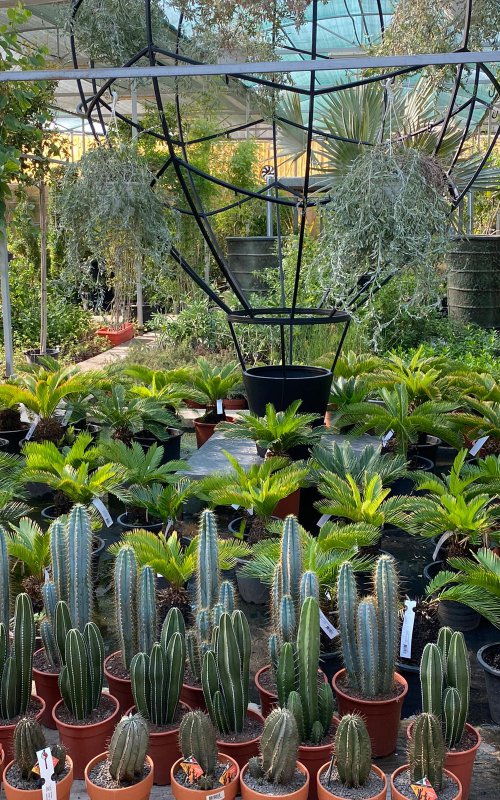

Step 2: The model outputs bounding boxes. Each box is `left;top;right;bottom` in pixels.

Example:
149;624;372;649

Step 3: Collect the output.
260;708;299;785
409;713;445;790
108;714;149;783
179;710;218;777
13;718;67;780
331;714;371;788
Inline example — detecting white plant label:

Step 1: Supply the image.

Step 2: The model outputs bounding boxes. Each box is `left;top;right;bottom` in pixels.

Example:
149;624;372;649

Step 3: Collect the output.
248;507;254;516
469;435;489;457
165;519;173;534
231;504;240;510
207;793;225;800
36;748;57;800
92;498;113;527
400;599;417;659
381;429;394;447
25;416;39;441
319;609;339;639
216;399;223;414
43;568;50;583
432;531;453;561
317;514;331;528
62;406;73;426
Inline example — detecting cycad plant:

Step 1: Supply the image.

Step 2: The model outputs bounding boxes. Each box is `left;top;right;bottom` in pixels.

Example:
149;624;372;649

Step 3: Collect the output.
185;358;241;419
118;479;197;531
0;365;93;443
100;438;188;487
0;453;29;525
7;517;51;611
89;384;178;444
453;399;500;456
217;400;324;457
379;347;458;404
315;471;406;528
310;441;408;488
125;365;199;410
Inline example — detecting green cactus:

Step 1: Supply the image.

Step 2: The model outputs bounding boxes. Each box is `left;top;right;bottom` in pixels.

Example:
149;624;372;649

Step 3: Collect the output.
259;708;299;785
179;710;218;778
130;608;186;726
48;505;93;632
114;546;138;671
420;627;470;749
0;527;10;646
49;519;69;605
201;610;251;735
0;593;35;719
280;516;302;605
54;601;72;666
13;717;46;779
409;713;445;790
337;555;399;699
197;510;220;610
300;571;319;605
59;622;104;721
138;566;156;655
331;714;372;788
108;714;150;783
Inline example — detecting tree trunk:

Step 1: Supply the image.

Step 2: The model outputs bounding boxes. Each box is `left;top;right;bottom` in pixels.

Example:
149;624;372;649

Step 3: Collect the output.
39;181;48;355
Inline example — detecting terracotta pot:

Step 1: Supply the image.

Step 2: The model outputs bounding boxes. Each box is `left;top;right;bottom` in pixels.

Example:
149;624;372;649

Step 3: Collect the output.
0;696;46;764
255;665;328;719
223;398;248;411
104;652;134;714
274;489;301;519
297;718;339;800
170;753;240;800
85;753;154;800
53;694;120;780
406;721;479;800
180;682;206;711
316;761;387;800
194;418;216;448
216;707;264;771
390;765;462;800
241;760;309;800
332;669;407;758
126;702;191;786
32;649;61;728
184;400;206;410
3;757;73;800
96;323;135;346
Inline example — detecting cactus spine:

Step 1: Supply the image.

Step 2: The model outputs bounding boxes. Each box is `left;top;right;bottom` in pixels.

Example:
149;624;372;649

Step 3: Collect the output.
337;555;399;698
330;714;372;788
108;714;149;782
259;708;299;785
13;718;66;780
130;608;185;726
409;713;445;790
179;710;218;778
420;627;470;748
201;610;251;735
59;622;104;721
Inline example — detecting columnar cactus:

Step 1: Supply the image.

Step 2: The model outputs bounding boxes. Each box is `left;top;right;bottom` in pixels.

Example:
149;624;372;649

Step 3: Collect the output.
253;708;299;785
337;555;399;698
0;593;35;719
115;546;138;670
48;505;93;631
49;518;69;605
331;714;371;788
58;622;105;721
202;610;251;735
197;510;220;610
0;527;10;644
179;710;218;778
130;608;186;726
420;627;470;748
409;713;445;790
108;714;149;783
138;566;156;656
13;718;66;780
280;516;303;604
300;570;319;605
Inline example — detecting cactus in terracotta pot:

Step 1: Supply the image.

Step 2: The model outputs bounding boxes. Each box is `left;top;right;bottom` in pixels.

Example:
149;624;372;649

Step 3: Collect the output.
108;714;150;783
327;714;371;789
247;707;299;785
179;710;222;790
408;713;445;791
12;717;67;781
58;623;104;721
0;593;35;718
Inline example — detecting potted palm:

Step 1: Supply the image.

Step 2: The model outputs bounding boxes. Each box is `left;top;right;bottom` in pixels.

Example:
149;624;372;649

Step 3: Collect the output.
316;714;387;800
85;714;153;800
7;518;51;614
185;359;242;447
453;398;500;457
103;547;157;713
241;708;309;800
89;385;179;448
332;556;408;758
117;479;196;533
170;710;240;800
392;713;462;800
3;718;73;800
315;470;406;532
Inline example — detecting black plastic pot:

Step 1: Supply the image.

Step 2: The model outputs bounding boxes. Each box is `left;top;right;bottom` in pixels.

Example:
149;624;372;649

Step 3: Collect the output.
243;365;333;417
424;560;481;632
415;436;441;463
0;427;29;453
134;428;182;463
477;643;500;724
235;567;269;604
0;438;8;449
74;423;102;441
319;649;343;683
389;455;434;496
117;511;162;532
24;347;60;365
396;660;421;718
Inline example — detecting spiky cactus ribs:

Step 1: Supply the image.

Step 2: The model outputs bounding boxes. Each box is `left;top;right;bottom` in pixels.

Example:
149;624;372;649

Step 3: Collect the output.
9;718;67;788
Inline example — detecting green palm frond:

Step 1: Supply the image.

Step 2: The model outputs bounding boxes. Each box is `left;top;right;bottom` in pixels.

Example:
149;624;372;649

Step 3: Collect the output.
184;358;241;405
8;517;51;578
310;441;408;487
120;479;197;524
425;552;500;628
100;438;188;486
0;366;95;419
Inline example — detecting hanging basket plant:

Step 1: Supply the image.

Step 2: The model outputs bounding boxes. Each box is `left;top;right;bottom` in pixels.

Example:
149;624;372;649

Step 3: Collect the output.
56;142;172;329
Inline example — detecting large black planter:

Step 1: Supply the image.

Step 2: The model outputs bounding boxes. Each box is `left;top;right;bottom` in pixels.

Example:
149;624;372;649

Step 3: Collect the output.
24;347;60;365
477;643;500;724
447;235;500;328
0;427;29;453
243;365;332;417
134;428;183;462
424;560;481;632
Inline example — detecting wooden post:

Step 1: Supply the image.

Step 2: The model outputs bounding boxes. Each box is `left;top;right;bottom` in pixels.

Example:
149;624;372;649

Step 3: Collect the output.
39;181;48;355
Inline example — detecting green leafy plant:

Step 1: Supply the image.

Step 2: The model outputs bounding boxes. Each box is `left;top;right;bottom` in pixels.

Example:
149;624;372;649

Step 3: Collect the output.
101;438;188;487
8;517;51;608
310;441;408;487
453;399;500;456
315;471;406;528
0;453;29;525
186;358;241;410
118;479;197;530
89;385;178;443
124;365;197;409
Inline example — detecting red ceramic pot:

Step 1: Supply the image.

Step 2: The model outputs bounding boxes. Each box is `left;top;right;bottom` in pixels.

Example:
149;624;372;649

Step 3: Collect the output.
255;665;328;719
390;765;461;800
332;669;407;757
406;721;480;800
223;398;248;411
3;757;73;800
96;323;135;346
53;694;120;780
32;649;61;729
104;651;134;714
297;717;339;800
274;489;301;519
194;418;216;448
216;708;264;771
0;696;45;764
181;682;206;711
126;701;192;786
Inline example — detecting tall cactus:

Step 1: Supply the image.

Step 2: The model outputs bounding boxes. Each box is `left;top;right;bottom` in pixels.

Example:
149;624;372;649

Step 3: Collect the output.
59;622;104;721
138;566;156;655
0;593;36;720
420;627;470;749
300;571;319;605
130;608;185;726
197;510;220;610
49;518;69;605
330;714;372;789
0;527;10;644
179;710;218;778
252;708;299;785
201;610;251;735
280;516;302;604
409;713;445;790
108;714;149;783
114;546;138;671
68;505;92;632
337;555;399;699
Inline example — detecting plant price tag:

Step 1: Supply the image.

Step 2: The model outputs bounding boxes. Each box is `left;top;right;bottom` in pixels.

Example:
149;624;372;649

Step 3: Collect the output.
248;507;254;516
231;504;240;510
216;399;223;414
410;777;437;800
381;429;394;447
92;498;113;527
319;609;339;639
432;531;452;561
25;416;39;441
165;519;173;534
469;435;489;457
317;514;331;528
36;748;57;800
400;599;417;659
207;792;225;800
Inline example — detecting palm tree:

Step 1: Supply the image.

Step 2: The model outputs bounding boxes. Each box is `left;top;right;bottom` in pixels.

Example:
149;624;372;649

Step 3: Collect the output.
310;441;408;488
118;479;198;531
185;358;241;416
7;517;51;611
315;471;407;528
89;384;178;443
100;438;188;486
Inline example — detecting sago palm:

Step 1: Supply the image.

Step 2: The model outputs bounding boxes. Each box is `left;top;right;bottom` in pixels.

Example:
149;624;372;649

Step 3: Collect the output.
7;517;51;610
0;453;29;524
185;358;241;408
119;478;198;528
125;365;200;408
452;399;500;455
89;384;178;443
315;471;407;528
409;450;500;500
100;438;188;486
310;441;407;487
